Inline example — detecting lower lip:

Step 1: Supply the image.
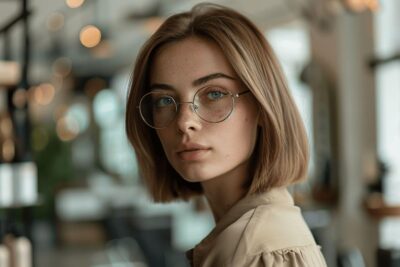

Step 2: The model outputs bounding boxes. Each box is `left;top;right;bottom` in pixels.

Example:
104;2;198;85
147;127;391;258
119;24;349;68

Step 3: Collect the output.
177;149;211;161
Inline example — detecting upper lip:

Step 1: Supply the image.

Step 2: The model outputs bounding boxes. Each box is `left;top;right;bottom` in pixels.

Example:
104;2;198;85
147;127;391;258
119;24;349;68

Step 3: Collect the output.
176;142;210;153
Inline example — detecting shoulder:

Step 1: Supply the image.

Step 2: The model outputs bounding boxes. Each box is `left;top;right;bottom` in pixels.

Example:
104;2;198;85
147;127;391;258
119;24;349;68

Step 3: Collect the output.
242;203;317;253
213;203;323;265
196;189;328;266
215;202;317;252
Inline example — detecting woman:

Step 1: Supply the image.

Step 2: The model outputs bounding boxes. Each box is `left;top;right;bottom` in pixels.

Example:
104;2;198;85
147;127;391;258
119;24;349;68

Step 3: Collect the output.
125;3;327;267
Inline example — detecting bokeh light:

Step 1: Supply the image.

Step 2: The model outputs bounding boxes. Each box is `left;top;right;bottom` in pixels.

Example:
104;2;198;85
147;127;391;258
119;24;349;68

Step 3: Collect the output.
56;117;79;142
80;25;102;48
66;103;90;134
93;89;119;128
12;88;28;109
1;139;15;162
33;83;56;106
0;116;13;137
66;0;85;9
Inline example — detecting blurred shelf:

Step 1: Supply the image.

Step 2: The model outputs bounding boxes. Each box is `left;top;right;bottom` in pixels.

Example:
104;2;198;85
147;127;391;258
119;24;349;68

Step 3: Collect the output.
0;198;43;209
364;193;400;219
0;202;41;209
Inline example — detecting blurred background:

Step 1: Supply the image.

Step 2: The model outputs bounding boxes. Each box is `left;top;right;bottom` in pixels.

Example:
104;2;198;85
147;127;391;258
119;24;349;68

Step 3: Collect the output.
0;0;399;266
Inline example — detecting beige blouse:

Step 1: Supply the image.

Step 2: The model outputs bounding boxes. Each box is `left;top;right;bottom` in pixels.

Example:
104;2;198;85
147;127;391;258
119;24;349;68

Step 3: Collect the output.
186;187;327;267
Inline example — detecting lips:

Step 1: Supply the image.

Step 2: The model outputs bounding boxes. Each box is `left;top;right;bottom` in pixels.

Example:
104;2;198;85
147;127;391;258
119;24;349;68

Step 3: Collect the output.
176;142;211;161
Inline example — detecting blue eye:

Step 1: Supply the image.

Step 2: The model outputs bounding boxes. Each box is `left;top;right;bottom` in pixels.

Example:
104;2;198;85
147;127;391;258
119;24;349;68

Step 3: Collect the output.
155;96;174;107
207;91;225;100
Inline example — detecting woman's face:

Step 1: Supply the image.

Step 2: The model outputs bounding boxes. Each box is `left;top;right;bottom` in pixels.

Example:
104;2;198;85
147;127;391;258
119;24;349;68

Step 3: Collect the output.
149;36;259;183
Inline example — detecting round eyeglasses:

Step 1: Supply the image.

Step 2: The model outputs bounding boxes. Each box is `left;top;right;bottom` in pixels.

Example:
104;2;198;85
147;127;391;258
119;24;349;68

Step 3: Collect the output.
138;86;250;129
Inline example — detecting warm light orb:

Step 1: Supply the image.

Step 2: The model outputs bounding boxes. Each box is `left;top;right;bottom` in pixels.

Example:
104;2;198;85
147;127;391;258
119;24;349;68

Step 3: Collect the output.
343;0;379;12
12;88;28;108
33;83;56;106
0;116;12;137
56;117;79;142
80;25;102;48
66;0;85;9
2;139;15;162
365;0;379;11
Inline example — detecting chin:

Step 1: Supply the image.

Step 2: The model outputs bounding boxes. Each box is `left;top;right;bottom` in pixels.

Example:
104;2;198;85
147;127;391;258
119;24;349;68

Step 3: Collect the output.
176;167;216;183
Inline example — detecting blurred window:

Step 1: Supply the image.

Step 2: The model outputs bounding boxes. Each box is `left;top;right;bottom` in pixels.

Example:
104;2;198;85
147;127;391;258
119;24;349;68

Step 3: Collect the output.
374;0;400;249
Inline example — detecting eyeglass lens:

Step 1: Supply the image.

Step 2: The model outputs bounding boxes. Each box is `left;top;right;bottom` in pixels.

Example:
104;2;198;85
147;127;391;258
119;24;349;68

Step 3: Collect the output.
139;87;235;129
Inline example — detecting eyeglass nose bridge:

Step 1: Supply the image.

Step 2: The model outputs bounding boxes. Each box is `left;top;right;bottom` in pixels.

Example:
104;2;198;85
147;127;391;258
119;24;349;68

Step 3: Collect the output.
176;101;199;113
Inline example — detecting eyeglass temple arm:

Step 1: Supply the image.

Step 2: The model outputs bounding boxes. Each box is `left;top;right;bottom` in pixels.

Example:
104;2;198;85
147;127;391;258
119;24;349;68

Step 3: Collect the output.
235;90;251;97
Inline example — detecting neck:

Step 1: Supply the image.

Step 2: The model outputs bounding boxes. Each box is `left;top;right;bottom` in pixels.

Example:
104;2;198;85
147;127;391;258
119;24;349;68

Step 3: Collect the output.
201;165;249;222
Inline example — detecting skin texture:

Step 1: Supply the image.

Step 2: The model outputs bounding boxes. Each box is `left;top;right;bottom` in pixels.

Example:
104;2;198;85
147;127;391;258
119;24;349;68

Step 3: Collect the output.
150;36;260;221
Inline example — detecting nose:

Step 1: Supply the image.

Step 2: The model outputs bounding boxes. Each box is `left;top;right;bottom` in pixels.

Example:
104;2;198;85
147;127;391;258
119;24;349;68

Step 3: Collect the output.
175;102;202;133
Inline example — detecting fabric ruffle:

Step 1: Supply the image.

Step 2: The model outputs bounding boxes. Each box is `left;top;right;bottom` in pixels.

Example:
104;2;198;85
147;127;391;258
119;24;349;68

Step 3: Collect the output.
242;245;326;267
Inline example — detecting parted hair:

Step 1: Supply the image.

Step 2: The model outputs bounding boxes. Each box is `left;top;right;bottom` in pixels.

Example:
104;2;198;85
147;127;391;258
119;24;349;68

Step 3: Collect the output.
125;3;309;202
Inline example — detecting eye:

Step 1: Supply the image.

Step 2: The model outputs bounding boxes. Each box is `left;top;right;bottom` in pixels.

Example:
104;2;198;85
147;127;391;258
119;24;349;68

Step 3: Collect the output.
206;89;228;101
154;96;174;107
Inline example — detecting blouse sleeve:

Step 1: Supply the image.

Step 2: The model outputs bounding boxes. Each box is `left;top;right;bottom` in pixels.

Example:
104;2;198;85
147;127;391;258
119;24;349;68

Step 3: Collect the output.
243;245;327;267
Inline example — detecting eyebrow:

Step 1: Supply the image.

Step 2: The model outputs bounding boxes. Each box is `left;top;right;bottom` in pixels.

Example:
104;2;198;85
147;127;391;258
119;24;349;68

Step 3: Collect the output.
149;72;236;91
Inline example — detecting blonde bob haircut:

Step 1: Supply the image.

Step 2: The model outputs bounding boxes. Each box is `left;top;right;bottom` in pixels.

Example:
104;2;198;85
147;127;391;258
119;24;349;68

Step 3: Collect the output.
126;3;309;202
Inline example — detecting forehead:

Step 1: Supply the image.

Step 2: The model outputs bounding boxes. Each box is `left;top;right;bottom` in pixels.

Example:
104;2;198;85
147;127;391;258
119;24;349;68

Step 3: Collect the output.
149;36;236;85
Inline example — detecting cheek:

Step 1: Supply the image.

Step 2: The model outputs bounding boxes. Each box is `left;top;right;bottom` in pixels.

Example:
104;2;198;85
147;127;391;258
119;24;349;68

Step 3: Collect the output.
223;153;231;160
218;116;258;156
